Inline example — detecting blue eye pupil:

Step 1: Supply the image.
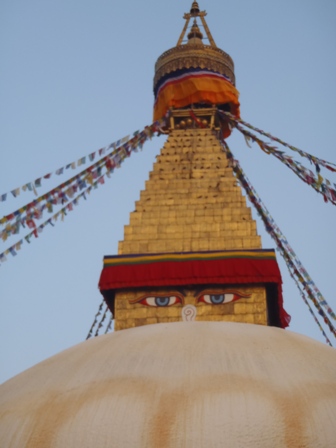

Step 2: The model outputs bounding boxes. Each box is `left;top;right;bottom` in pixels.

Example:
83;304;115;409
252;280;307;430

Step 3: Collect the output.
210;294;224;304
155;297;170;307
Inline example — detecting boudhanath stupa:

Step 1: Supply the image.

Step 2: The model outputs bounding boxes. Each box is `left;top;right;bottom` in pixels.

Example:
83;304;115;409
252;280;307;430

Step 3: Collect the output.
1;3;335;447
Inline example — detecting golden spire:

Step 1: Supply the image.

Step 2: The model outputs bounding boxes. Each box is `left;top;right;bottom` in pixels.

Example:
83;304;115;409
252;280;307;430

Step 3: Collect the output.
100;3;282;333
177;1;217;47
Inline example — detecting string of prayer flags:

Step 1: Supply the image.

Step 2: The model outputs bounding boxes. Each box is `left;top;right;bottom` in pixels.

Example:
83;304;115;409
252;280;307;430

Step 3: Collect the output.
104;315;114;334
227;142;336;333
0;177;101;266
235;145;336;324
86;301;105;339
219;110;336;173
0;119;166;238
289;270;332;346
243;126;336;205
95;305;109;337
0;132;133;202
0;118;167;266
223;116;336;206
221;140;336;342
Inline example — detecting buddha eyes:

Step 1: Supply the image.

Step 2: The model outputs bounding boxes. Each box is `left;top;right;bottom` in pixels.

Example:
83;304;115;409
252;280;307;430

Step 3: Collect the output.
132;295;183;307
197;291;250;305
130;290;250;307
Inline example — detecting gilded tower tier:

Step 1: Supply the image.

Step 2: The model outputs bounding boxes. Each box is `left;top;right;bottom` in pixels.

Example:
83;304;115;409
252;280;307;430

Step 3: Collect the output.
118;127;261;255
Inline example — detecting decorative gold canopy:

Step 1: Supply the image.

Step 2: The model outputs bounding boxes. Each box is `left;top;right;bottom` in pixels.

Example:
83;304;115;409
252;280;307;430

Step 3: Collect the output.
154;2;235;93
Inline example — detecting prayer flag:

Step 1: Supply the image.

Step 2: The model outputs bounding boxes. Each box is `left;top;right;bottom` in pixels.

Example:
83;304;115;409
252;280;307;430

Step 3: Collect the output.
79;179;87;190
13;222;20;234
86;173;94;185
9;246;17;256
66;186;74;198
78;157;86;166
11;188;20;197
26;219;36;229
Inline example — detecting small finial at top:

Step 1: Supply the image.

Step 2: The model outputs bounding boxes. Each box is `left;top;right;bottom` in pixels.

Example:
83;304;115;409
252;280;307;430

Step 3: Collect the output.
178;2;216;48
190;1;200;15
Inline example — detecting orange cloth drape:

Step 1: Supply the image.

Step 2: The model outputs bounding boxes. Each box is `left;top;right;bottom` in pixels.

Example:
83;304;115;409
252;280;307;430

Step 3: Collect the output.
153;74;240;122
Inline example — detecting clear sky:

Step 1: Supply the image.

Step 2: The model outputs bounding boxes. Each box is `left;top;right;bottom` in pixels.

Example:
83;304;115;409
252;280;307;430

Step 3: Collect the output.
1;0;335;383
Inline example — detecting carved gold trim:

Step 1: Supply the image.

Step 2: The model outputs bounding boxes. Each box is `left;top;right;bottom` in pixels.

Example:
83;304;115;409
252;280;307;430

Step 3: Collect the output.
154;44;235;89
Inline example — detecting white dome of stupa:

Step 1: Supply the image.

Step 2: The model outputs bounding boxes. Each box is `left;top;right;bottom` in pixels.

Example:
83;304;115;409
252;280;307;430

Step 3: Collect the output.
0;321;336;447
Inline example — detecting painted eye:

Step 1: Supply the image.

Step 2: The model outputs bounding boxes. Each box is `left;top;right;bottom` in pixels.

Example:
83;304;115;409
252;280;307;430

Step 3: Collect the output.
198;291;249;305
133;295;183;307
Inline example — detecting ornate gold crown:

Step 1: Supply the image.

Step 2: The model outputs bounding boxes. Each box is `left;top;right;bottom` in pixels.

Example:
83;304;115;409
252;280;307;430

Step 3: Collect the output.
154;2;236;93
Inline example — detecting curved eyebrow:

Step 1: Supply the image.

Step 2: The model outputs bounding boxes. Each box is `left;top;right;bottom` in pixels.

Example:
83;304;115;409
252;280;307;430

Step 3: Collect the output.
129;291;185;305
195;289;251;300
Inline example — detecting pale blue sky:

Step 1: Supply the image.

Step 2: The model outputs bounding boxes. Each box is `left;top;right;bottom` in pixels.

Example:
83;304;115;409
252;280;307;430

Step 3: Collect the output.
1;0;335;383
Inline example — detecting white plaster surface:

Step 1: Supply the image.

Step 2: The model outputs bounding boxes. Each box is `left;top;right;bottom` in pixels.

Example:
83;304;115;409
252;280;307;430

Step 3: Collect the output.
0;322;336;448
